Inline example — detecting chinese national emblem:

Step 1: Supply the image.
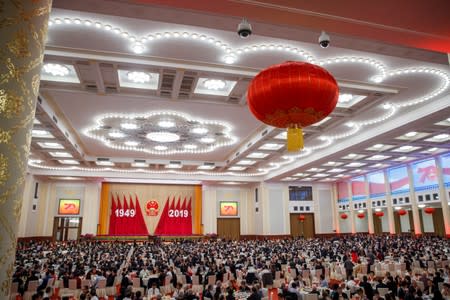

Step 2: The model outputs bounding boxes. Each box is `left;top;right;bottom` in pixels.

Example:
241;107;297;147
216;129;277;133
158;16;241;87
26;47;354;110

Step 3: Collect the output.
145;200;159;216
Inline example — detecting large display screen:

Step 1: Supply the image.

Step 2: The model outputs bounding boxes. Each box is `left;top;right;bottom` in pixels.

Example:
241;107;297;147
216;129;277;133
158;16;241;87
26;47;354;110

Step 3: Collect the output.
337;181;349;203
289;186;313;201
368;171;386;198
441;153;450;187
388;165;410;195
220;201;238;216
58;199;80;215
351;176;366;201
412;158;439;191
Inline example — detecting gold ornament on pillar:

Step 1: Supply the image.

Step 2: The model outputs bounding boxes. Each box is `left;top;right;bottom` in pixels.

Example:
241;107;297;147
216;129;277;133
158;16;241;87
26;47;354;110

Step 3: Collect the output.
0;0;52;296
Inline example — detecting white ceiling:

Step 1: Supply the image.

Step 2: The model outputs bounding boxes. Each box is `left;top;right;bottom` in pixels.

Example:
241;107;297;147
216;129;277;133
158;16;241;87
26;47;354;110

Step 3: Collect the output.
29;4;450;184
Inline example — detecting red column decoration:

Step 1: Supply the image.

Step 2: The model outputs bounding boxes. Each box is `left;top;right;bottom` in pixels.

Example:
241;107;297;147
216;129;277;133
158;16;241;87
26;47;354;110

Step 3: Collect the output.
398;209;407;216
357;213;365;219
298;214;306;222
375;211;384;217
424;207;435;214
247;61;339;151
341;213;348;220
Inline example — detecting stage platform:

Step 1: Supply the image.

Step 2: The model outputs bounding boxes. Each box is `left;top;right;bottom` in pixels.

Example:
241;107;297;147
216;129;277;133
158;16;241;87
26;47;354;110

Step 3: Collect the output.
92;234;208;242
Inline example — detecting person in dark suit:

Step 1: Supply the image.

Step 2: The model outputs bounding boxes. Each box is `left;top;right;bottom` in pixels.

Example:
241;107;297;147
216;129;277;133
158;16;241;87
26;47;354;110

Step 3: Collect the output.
359;276;374;300
248;286;262;300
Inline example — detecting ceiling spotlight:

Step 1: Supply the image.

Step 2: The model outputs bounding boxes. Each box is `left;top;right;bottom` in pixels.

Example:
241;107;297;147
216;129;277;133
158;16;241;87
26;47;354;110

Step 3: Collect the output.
43;63;69;76
108;131;126;138
318;31;330;48
192;127;208;135
131;42;145;54
124;141;139;147
146;132;180;143
127;71;151;83
158;120;175;128
200;137;215;144
237;18;252;38
433;133;449;140
121;122;138;130
373;144;384;149
203;79;226;90
154;145;168;151
418;204;426;208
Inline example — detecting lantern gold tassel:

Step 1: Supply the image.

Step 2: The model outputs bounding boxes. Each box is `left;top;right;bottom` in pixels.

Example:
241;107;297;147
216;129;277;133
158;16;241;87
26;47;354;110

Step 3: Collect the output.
287;126;303;151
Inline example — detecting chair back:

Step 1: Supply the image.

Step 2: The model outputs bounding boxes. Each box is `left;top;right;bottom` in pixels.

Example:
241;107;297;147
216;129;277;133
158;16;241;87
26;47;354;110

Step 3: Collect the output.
208;275;216;286
132;277;140;288
68;279;77;290
10;282;18;294
378;288;389;297
192;275;199;285
97;278;107;289
304;294;319;300
27;280;38;292
81;279;91;289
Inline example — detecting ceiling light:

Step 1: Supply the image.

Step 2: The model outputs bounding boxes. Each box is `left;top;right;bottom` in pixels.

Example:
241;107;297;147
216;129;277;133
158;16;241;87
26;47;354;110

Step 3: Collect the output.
327;161;336;165
96;161;114;166
146;132;180;143
418;204;426;208
394;206;401;210
203;79;226;90
200;137;215;144
367;154;390;160
131;162;148;168
197;165;216;170
191;127;208;135
49;151;72;158
33;119;41;124
43;63;69;76
348;153;357;158
375;208;381;212
293;173;308;177
120;122;138;130
228;166;246;171
58;159;79;165
370;75;383;83
127;71;151;83
183;144;197;150
37;142;64;149
165;163;182;169
312;173;328;178
131;42;145;54
346;162;366;167
154;145;168;151
223;55;237;64
338;93;353;103
405;131;418;137
158;120;175;128
237;160;256;165
358;210;364;213
373;144;384;149
247;152;269;159
124;141;139;147
382;103;392;109
433;133;449;140
328;168;346;173
398;156;407;160
399;145;413;151
427;147;438;152
259;143;283;150
274;131;287;139
108;131;126;138
32;129;54;138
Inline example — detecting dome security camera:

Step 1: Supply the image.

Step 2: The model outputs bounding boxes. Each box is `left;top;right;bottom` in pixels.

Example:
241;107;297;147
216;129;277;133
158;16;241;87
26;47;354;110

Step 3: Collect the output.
318;31;330;48
237;19;252;38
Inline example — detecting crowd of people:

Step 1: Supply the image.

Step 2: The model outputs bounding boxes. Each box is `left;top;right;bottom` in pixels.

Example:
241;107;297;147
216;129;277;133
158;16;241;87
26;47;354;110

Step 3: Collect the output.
12;235;450;300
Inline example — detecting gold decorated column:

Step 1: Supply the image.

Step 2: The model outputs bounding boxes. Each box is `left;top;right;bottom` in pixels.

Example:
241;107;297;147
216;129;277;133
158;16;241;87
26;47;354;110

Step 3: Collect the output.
0;0;51;296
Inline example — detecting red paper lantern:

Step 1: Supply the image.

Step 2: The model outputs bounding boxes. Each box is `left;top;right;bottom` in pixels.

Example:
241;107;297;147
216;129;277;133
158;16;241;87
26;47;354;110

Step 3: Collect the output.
298;214;306;222
341;213;348;220
247;61;339;151
357;213;365;219
424;207;435;214
398;209;407;216
375;211;384;217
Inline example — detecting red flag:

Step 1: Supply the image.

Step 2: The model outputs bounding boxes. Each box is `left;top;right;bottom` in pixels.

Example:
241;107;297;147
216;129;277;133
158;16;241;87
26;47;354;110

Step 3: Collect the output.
129;195;136;235
154;197;170;235
115;194;123;235
134;194;149;235
122;194;129;235
180;197;187;235
109;194;117;235
187;197;193;235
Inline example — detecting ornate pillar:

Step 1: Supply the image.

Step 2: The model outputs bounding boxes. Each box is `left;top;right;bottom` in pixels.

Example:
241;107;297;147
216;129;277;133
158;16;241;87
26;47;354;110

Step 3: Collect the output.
0;0;51;296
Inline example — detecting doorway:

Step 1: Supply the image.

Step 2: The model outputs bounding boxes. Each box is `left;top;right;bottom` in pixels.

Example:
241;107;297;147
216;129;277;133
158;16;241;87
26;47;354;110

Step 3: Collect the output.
53;217;83;241
217;218;240;240
290;213;315;238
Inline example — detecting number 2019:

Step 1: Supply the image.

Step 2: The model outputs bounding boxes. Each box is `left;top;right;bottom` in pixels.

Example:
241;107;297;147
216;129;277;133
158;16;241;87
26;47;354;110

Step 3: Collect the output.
168;209;188;218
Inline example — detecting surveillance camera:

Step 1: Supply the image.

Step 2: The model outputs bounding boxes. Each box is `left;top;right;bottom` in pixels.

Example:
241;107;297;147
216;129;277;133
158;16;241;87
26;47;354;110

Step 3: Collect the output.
318;31;330;48
237;19;252;38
